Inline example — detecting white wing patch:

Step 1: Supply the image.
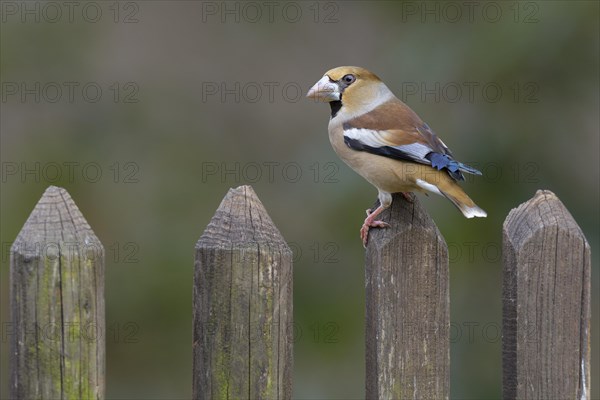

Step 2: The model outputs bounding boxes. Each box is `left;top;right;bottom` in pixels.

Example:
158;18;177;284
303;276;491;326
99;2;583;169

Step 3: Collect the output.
344;128;433;163
343;128;388;148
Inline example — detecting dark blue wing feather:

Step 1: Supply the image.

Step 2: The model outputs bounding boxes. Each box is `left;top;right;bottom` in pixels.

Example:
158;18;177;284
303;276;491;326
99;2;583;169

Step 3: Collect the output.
426;153;482;181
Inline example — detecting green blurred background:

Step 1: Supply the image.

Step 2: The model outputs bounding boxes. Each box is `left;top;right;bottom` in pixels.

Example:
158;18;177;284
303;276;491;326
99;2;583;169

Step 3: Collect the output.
1;1;598;398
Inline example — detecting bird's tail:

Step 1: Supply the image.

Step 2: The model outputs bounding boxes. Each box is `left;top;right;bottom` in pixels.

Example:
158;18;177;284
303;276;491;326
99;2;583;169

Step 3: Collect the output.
442;189;487;218
416;176;487;218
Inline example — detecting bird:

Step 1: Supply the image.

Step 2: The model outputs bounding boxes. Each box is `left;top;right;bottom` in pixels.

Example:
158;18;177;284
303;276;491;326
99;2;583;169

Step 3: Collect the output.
306;66;487;246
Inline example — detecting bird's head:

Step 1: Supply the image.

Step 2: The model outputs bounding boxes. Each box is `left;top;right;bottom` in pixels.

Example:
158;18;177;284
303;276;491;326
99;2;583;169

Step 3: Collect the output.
307;66;393;118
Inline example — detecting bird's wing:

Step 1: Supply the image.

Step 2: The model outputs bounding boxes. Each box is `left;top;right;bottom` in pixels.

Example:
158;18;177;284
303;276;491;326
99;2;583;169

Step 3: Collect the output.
342;100;481;181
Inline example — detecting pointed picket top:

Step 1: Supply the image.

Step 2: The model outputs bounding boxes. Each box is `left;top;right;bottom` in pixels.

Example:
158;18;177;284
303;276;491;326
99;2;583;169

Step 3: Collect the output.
503;189;588;252
196;185;289;249
12;186;100;253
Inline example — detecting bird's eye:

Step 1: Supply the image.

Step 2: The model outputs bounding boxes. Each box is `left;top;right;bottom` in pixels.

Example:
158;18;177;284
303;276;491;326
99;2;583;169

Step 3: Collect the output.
342;74;356;84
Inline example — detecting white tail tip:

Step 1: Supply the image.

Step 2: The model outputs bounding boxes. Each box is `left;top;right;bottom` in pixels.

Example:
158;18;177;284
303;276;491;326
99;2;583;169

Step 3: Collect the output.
461;205;487;218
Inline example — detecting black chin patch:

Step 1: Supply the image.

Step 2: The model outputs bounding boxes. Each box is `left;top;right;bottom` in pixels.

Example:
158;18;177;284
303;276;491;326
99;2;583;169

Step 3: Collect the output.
329;100;342;118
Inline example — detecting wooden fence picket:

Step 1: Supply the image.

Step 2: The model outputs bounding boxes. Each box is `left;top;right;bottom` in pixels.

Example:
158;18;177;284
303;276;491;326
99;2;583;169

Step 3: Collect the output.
193;185;293;399
503;190;591;399
10;186;105;399
365;194;449;399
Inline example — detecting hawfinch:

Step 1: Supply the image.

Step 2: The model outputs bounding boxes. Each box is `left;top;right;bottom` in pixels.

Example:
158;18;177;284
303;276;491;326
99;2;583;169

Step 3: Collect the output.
307;66;487;246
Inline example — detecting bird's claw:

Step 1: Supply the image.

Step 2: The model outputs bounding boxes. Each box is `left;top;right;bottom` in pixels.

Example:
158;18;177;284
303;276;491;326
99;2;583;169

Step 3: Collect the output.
360;220;390;247
371;220;390;228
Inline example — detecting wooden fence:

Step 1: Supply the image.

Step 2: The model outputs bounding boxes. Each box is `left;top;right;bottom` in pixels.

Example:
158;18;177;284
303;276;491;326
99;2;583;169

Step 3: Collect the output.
8;185;590;399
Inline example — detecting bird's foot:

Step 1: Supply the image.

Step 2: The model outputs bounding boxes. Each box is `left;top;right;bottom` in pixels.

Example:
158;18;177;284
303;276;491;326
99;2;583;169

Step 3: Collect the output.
360;219;390;247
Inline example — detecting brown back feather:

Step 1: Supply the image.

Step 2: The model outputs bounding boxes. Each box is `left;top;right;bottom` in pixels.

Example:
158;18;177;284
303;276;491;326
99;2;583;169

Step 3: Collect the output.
344;99;450;155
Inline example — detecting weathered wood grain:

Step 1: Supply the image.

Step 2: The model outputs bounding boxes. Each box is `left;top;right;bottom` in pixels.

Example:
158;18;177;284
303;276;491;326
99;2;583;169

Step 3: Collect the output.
193;185;293;399
365;194;449;400
10;186;105;399
503;190;590;399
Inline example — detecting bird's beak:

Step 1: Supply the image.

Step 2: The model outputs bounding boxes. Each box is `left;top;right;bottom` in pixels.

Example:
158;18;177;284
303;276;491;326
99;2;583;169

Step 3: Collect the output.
306;75;340;102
